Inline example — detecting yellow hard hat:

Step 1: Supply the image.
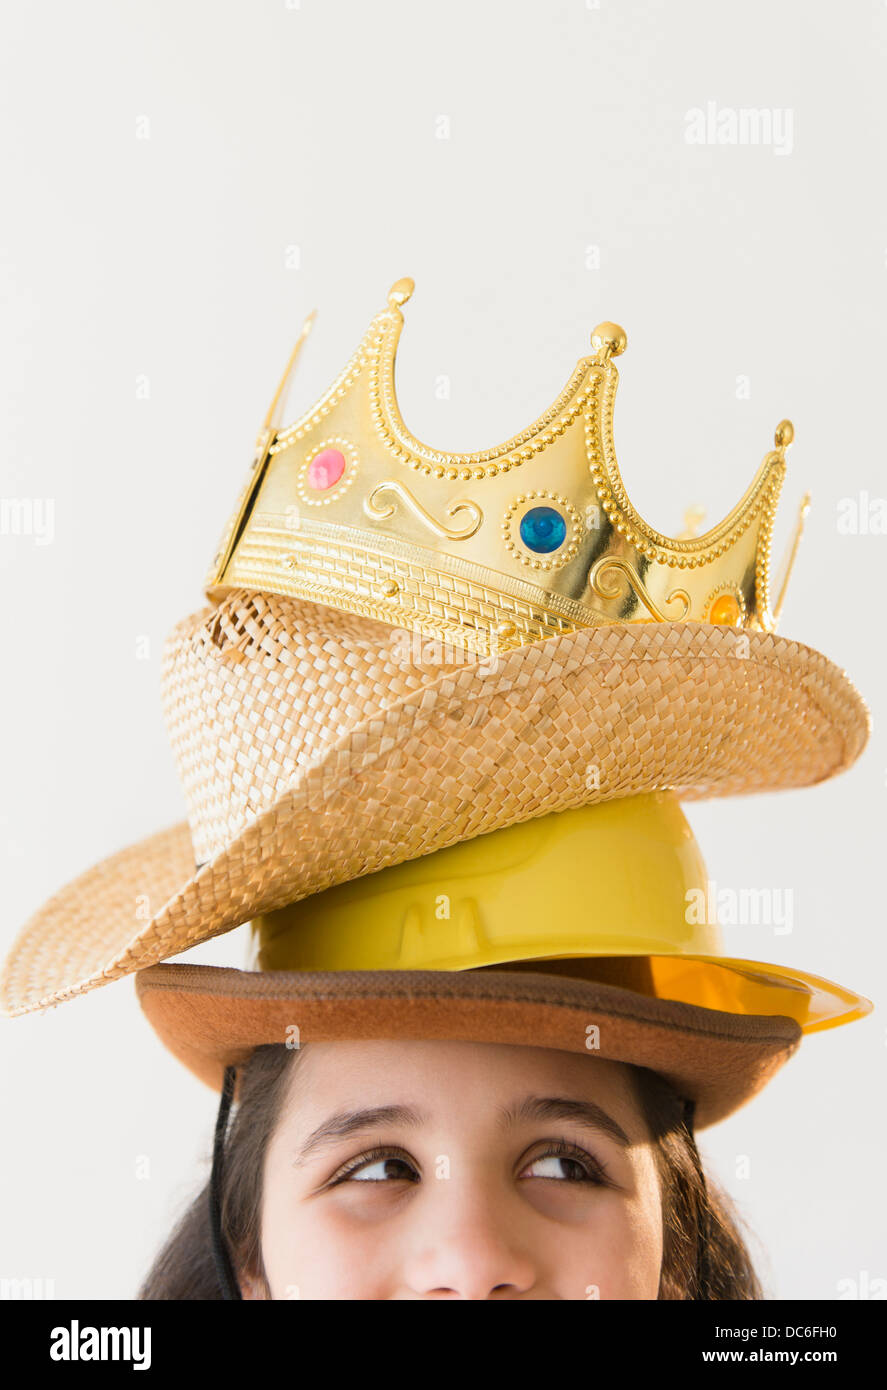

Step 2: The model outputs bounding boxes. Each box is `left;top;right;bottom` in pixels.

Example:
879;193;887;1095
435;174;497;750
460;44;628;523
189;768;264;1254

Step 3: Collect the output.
251;791;869;1034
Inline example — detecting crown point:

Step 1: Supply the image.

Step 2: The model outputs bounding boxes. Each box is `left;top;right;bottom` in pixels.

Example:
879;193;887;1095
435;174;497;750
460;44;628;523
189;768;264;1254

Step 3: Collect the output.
591;322;627;361
388;277;415;308
775;419;794;450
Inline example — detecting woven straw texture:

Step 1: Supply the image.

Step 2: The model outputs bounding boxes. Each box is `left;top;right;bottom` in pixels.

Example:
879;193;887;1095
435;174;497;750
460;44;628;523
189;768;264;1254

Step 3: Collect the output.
0;590;869;1016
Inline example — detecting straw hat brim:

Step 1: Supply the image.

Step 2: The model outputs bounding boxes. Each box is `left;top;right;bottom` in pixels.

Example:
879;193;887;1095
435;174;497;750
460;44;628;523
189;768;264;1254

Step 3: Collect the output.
1;620;869;1017
135;962;803;1130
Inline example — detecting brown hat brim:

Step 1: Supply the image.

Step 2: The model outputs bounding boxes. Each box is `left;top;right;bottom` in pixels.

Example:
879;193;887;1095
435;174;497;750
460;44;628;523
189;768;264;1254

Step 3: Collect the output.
135;962;803;1129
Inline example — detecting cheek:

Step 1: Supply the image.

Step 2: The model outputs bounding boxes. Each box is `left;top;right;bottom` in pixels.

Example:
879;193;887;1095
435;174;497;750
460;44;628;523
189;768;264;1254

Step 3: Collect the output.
586;1199;663;1300
259;1180;404;1300
550;1163;663;1301
601;1160;663;1299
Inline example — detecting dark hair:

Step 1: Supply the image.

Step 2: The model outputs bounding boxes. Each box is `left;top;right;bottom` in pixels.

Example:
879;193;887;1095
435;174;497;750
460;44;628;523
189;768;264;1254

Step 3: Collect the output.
139;1046;762;1300
631;1065;762;1299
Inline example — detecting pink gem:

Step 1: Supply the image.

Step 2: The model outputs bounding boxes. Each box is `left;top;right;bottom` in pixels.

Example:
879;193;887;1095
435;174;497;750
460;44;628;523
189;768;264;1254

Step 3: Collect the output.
307;448;346;491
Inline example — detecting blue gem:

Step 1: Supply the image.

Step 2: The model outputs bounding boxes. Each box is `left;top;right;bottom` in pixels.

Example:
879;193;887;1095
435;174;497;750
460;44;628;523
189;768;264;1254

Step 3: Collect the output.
519;506;567;554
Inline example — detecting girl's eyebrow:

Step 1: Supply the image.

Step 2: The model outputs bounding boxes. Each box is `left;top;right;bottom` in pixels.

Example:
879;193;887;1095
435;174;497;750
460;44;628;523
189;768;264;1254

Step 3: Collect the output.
291;1095;631;1166
498;1096;631;1149
292;1105;426;1165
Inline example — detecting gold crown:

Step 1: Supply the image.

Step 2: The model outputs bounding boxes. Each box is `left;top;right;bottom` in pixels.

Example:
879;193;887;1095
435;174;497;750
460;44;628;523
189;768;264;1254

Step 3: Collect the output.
205;278;809;655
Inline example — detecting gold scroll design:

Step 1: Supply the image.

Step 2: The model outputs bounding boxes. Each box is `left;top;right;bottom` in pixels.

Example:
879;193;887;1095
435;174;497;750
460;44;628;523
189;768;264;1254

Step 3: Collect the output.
363;480;483;541
589;556;691;622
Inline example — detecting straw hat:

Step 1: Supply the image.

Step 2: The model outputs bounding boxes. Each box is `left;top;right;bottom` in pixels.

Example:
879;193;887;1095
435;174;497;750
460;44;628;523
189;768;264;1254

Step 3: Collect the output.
0;281;870;1016
135;794;871;1129
0;589;868;1018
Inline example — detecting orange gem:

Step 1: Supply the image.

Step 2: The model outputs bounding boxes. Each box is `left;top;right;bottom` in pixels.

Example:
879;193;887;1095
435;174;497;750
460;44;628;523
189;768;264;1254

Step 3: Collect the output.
709;593;741;625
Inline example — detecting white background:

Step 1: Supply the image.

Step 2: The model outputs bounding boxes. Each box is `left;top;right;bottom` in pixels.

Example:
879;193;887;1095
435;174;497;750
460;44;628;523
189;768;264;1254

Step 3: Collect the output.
1;0;885;1299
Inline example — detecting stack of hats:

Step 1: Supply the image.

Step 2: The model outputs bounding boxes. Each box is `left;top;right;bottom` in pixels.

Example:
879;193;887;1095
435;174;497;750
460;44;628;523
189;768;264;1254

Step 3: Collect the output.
0;278;870;1245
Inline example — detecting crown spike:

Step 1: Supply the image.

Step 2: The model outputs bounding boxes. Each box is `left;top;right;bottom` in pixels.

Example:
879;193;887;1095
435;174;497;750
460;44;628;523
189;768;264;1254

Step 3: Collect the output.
262;309;318;436
774;418;794;454
771;490;811;625
591;322;627;364
387;277;415;308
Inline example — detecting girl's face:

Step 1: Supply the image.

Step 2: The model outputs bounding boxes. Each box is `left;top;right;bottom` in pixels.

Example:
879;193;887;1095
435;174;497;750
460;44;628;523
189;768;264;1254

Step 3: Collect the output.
248;1041;664;1300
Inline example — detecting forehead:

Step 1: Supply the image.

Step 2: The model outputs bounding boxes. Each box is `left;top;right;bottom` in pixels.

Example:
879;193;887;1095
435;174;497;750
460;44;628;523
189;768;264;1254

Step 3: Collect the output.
277;1040;644;1136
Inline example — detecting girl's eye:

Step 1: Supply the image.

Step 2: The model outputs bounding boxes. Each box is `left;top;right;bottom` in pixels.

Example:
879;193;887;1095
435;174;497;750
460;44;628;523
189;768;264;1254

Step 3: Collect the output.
336;1153;419;1184
521;1144;608;1184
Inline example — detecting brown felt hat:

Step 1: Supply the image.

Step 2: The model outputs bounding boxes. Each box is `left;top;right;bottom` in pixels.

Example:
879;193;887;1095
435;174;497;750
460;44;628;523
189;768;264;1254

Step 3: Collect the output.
135;961;801;1131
